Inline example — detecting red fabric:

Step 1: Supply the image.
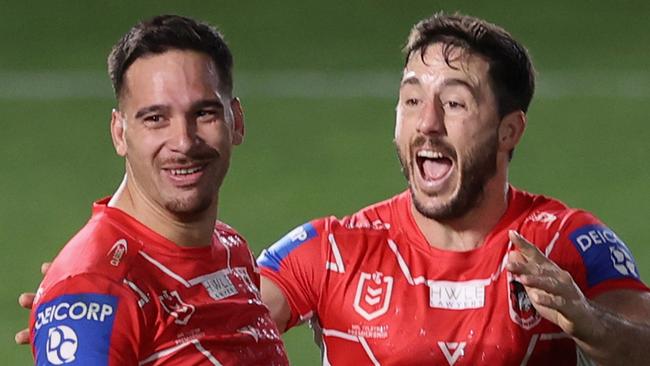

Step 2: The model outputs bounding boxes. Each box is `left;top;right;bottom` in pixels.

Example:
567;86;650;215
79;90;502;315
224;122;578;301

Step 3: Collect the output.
260;187;648;365
30;197;288;365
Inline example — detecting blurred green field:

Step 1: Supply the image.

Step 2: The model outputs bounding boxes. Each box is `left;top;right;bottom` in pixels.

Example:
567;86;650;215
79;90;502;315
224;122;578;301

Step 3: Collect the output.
1;1;648;364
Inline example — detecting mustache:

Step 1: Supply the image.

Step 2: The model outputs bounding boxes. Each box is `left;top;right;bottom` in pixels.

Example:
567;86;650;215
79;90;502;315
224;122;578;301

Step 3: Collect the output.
411;135;457;160
160;146;220;166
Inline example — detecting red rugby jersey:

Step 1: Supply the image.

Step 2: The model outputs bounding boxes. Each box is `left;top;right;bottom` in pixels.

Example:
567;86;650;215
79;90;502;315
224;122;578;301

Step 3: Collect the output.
259;187;648;365
30;198;288;366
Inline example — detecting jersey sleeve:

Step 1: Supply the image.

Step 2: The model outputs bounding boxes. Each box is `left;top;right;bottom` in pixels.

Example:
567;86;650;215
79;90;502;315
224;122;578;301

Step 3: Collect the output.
30;273;144;366
549;210;649;298
257;219;328;329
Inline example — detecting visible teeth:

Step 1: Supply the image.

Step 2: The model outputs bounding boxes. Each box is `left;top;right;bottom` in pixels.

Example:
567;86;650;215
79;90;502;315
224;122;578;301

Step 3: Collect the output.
417;150;444;159
170;166;202;175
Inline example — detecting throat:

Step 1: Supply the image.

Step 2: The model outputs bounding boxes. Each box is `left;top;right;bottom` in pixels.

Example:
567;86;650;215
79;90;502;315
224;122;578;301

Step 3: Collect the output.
110;178;215;247
411;205;488;252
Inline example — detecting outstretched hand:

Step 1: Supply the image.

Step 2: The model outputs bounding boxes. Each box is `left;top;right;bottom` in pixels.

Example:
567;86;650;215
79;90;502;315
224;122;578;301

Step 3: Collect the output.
14;262;51;345
506;231;596;340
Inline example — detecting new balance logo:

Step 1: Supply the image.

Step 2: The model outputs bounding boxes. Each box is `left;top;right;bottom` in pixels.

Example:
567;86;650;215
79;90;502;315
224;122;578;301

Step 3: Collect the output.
437;341;466;365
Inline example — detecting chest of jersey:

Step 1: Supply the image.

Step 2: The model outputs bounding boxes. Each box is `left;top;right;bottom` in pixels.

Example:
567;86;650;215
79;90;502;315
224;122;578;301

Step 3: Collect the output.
132;245;286;365
316;230;577;366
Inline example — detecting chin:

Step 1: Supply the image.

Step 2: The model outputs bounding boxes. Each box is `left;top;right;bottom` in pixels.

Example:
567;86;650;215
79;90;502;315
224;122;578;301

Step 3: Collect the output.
163;193;214;218
412;190;458;221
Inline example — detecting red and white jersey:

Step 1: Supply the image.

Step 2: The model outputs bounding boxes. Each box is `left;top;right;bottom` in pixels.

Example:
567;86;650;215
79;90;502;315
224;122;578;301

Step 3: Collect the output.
30;198;288;366
259;187;648;365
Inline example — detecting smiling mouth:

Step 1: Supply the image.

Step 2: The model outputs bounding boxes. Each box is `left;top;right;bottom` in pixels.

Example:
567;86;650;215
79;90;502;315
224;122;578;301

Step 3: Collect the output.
416;150;453;182
168;166;204;176
162;163;209;187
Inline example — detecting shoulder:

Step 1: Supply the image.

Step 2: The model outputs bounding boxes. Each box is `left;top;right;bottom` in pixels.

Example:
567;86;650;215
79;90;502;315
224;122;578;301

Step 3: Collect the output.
258;194;401;268
307;192;402;239
214;220;257;264
42;211;143;291
514;189;645;293
515;189;606;242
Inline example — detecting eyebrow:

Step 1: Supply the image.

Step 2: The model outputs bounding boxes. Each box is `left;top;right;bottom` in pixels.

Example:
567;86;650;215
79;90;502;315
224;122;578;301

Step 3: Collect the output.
442;78;480;100
133;99;225;119
400;76;479;99
442;78;477;92
191;99;224;110
400;76;421;87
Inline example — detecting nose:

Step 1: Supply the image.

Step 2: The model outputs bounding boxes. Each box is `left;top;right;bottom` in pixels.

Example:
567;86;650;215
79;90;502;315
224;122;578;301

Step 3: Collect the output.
417;100;446;136
169;118;199;153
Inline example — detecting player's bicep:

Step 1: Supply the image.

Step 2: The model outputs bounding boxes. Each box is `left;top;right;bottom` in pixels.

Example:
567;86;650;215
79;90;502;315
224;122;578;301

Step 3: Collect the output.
260;276;292;332
258;220;326;328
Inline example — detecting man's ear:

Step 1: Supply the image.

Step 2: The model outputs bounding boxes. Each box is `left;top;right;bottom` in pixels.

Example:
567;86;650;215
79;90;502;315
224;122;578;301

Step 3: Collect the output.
230;97;245;146
498;110;526;153
110;109;127;157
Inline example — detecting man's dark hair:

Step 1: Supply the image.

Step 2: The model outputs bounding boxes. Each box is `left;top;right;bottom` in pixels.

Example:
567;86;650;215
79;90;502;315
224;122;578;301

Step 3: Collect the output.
404;12;535;118
108;15;233;99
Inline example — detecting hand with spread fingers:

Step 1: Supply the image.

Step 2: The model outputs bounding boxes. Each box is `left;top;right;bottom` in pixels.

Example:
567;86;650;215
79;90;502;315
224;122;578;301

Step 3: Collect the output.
506;230;596;340
506;230;650;366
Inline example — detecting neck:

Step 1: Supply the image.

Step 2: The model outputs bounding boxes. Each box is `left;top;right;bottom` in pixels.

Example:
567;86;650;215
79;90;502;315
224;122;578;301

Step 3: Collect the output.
412;173;510;252
108;176;217;247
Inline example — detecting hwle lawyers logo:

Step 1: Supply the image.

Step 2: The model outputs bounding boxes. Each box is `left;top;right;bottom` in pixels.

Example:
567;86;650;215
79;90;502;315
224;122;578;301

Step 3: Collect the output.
353;272;393;321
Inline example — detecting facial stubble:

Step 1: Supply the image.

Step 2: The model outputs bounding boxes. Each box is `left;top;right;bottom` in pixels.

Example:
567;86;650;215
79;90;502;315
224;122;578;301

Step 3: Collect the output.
396;129;498;221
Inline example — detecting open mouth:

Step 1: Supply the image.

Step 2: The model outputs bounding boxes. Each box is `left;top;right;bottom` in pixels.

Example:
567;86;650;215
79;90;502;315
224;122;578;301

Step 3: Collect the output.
415;150;453;182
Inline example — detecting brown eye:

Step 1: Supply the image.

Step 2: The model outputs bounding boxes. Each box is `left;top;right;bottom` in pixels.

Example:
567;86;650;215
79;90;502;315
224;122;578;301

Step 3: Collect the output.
144;115;163;123
405;98;420;106
443;100;466;110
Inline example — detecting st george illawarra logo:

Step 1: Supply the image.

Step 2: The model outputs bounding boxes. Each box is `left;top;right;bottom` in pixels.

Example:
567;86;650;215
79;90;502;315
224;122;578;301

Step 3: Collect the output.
353;272;394;321
507;272;541;330
159;290;195;325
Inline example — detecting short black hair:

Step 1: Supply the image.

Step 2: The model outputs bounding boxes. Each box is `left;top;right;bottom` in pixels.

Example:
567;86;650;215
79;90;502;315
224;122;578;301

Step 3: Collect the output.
107;15;233;99
405;12;535;117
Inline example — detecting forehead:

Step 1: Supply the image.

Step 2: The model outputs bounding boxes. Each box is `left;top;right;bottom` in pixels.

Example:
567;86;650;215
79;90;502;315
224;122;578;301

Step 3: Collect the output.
121;50;221;105
402;43;490;90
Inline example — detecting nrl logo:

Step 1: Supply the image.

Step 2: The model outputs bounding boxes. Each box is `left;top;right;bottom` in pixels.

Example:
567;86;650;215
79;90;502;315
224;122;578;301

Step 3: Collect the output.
160;290;195;325
353;272;394;321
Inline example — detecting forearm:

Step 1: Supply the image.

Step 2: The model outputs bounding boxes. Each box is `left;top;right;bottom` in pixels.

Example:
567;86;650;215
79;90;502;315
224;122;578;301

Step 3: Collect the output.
574;301;650;366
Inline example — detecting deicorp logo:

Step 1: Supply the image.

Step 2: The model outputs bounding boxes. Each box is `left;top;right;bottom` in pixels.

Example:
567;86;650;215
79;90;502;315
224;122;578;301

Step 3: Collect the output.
34;293;118;365
569;224;640;287
46;325;78;365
